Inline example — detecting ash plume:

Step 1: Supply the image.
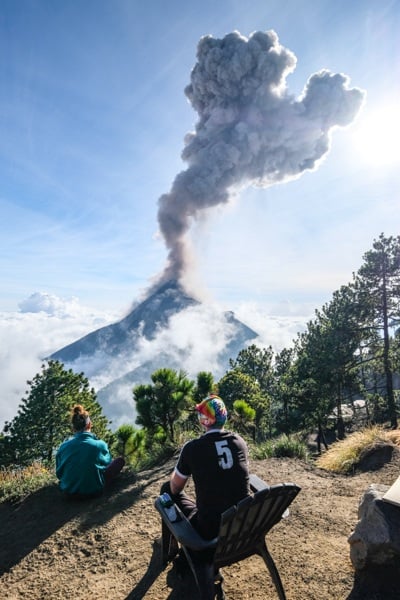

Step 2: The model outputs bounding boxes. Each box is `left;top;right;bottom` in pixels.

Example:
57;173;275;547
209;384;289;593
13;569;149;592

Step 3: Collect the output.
156;29;365;286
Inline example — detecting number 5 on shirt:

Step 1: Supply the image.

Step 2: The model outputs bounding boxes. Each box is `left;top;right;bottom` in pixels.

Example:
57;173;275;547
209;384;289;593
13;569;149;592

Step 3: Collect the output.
215;440;233;469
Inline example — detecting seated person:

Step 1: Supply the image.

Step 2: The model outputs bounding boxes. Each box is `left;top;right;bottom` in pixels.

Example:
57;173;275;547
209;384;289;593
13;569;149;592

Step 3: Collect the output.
161;394;251;540
56;404;124;498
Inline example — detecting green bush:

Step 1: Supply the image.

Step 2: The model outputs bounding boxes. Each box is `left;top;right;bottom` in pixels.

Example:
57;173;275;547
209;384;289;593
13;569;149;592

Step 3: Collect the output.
251;434;309;461
0;462;56;503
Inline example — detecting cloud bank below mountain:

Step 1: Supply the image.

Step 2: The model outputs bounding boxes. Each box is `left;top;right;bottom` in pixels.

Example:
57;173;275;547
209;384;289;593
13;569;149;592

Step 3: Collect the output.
0;292;311;429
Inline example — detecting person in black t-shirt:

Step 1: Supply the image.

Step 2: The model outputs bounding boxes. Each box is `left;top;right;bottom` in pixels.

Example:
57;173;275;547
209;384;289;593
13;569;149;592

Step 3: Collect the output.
160;394;251;540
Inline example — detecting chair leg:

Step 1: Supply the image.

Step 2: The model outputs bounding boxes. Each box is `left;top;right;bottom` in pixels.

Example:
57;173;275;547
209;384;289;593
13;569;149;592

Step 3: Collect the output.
180;548;215;600
161;520;179;564
195;561;216;600
214;572;225;600
259;541;286;600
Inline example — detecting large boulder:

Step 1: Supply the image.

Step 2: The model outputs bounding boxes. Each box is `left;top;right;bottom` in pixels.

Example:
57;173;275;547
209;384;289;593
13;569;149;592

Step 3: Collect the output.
348;483;400;570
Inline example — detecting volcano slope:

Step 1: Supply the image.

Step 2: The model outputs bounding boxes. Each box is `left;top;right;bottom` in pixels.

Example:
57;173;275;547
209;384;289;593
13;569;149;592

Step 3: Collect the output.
1;452;400;600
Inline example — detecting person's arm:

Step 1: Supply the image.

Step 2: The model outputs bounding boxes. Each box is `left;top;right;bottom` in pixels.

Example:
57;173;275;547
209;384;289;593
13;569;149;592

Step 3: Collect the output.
170;469;187;495
98;440;112;465
170;440;191;495
55;442;67;480
55;448;62;479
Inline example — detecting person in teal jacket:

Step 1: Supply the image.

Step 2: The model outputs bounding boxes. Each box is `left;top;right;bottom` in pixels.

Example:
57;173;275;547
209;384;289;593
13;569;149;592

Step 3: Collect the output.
56;404;124;498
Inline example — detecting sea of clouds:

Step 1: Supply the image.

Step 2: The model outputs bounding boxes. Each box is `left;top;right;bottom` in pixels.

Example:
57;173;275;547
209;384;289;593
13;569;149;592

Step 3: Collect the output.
0;292;312;430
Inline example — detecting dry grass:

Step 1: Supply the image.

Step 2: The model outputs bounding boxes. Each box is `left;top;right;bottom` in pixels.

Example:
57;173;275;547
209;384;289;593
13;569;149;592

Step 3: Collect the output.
315;425;400;474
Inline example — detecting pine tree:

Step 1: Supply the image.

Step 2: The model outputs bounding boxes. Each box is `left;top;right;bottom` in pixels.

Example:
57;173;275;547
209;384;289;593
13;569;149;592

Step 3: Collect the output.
133;368;194;443
355;233;400;428
2;360;110;466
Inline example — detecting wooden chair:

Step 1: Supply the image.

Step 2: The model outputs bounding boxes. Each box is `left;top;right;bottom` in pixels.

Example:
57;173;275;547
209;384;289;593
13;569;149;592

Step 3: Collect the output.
154;474;301;600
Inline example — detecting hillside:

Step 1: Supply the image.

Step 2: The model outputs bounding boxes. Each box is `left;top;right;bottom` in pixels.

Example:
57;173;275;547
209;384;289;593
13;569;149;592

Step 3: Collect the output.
1;453;400;600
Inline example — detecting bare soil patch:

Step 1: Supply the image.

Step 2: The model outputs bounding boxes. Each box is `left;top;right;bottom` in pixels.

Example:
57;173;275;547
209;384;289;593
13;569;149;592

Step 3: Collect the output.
1;451;400;599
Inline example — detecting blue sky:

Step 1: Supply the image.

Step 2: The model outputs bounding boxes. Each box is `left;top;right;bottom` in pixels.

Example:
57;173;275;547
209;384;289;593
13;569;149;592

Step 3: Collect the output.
1;0;399;311
0;0;399;426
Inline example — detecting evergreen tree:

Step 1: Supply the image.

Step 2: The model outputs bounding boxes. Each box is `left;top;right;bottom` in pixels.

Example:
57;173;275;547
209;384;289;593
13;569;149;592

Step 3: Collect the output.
133;368;194;443
315;284;364;437
193;371;215;404
231;399;256;438
355;233;400;428
217;369;259;411
288;282;366;442
291;326;336;447
2;360;109;466
218;369;270;437
113;424;146;467
273;347;298;434
229;344;275;394
181;371;217;431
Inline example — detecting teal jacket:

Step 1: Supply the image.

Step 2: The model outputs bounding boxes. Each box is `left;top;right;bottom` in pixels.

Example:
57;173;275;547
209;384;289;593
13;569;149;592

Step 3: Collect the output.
56;432;111;496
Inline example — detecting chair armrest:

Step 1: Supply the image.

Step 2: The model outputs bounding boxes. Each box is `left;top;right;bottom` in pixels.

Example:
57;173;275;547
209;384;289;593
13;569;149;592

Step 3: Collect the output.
249;473;269;493
154;497;218;552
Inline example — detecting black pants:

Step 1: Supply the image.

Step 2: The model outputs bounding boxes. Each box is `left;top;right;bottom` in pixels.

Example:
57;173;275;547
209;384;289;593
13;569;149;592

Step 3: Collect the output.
159;481;219;541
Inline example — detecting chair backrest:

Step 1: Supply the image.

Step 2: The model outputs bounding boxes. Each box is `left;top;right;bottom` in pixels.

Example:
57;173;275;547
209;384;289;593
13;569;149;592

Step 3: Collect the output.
213;483;301;568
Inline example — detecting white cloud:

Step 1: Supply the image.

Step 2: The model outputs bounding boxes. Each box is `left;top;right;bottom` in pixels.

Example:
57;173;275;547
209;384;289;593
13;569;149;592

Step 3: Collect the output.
0;292;312;431
0;293;118;429
18;291;83;317
64;302;253;403
134;304;239;376
234;301;311;351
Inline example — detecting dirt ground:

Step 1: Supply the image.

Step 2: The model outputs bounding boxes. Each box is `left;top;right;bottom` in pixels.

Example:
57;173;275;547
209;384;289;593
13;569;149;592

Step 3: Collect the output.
1;450;400;600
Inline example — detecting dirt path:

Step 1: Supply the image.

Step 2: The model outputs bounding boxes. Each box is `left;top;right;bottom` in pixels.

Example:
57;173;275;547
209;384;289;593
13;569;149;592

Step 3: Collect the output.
1;454;400;599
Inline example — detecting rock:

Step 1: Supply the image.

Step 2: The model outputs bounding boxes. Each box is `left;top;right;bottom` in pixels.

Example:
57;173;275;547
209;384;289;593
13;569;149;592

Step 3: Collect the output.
348;483;400;570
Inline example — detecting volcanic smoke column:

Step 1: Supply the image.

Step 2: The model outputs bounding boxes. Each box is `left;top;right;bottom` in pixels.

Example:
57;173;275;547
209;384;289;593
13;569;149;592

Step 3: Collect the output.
157;30;365;284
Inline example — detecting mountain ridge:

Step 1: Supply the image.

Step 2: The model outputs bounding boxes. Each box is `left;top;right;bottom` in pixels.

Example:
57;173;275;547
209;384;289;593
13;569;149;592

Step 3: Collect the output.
49;280;258;427
50;280;199;363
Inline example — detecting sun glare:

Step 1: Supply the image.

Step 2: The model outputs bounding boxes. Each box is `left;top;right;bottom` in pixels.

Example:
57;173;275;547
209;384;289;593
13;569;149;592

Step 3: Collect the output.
351;103;400;167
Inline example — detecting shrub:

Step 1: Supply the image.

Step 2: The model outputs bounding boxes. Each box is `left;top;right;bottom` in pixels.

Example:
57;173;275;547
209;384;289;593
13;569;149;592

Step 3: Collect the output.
251;434;309;461
0;462;56;503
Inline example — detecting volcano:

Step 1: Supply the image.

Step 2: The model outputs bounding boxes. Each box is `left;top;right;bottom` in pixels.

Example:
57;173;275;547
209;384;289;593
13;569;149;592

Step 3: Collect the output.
50;280;199;363
50;280;258;428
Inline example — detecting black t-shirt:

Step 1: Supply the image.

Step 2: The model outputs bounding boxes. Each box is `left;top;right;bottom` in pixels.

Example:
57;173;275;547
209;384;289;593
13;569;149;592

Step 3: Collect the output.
175;429;250;537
